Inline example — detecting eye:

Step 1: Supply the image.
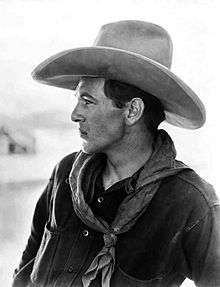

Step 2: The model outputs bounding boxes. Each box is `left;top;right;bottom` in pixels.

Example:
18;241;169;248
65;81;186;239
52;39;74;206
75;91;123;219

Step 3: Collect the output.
83;98;93;105
78;93;96;106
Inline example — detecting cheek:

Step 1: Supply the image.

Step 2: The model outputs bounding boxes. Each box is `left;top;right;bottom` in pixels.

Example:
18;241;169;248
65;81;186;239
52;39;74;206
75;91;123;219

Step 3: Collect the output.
95;111;125;137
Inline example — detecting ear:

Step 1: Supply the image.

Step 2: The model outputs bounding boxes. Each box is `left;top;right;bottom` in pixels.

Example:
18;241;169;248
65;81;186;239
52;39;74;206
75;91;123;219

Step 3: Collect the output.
125;98;145;126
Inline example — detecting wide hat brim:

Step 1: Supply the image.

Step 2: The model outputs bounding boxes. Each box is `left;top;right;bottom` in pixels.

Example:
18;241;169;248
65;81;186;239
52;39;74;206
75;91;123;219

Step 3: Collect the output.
32;46;206;129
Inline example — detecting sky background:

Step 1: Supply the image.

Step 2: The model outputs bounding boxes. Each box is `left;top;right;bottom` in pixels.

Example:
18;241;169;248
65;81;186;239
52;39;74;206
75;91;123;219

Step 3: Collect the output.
1;0;220;188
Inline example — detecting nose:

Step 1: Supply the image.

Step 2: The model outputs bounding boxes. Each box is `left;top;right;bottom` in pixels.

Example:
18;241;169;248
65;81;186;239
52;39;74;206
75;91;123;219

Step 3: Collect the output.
71;104;85;123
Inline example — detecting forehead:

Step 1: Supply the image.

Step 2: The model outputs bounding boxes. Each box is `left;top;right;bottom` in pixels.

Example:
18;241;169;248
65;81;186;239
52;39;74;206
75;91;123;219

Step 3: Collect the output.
77;77;106;96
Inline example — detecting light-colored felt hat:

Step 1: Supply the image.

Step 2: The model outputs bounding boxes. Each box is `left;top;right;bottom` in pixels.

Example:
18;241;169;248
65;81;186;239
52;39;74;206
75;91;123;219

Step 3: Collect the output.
32;20;206;129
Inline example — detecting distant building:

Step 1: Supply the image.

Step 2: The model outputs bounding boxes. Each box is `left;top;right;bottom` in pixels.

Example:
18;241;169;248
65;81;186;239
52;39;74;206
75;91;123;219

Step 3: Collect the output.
0;126;36;155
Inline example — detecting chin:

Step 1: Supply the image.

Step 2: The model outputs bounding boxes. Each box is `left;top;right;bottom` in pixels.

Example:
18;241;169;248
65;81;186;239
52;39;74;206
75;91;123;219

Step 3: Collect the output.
82;142;98;154
81;141;106;154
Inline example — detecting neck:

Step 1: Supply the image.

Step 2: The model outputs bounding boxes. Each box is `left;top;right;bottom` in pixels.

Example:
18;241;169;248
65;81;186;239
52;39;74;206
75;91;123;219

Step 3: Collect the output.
103;127;154;189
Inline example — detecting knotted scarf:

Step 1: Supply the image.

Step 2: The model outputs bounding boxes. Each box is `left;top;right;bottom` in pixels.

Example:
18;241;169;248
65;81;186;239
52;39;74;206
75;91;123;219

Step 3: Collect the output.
69;130;190;287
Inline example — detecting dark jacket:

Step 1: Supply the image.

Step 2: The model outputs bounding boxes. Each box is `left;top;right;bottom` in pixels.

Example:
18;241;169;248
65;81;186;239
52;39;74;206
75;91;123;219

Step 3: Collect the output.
12;151;220;287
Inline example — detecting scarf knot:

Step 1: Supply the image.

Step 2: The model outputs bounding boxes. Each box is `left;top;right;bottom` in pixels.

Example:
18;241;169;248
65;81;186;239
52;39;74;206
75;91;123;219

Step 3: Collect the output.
103;233;117;248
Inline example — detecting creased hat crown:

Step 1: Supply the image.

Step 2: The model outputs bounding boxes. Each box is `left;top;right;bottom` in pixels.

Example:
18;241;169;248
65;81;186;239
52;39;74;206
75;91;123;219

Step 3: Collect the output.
94;20;173;68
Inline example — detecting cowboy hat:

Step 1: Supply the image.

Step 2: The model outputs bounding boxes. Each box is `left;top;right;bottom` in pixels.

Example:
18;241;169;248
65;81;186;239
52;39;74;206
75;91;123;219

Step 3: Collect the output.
32;20;206;129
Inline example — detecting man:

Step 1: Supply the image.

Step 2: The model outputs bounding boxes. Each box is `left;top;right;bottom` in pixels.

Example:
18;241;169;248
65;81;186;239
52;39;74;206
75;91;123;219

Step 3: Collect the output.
13;20;220;287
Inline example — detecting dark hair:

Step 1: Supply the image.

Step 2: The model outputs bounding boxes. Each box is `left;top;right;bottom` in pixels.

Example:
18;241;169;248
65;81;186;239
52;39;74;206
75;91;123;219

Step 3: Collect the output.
104;79;165;135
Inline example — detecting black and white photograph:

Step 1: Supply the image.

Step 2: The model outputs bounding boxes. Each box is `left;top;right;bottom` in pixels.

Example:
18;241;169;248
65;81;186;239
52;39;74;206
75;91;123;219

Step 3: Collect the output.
0;0;220;286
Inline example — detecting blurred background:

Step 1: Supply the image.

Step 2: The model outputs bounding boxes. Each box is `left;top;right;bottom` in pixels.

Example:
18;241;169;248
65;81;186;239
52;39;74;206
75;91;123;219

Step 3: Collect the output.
0;0;220;286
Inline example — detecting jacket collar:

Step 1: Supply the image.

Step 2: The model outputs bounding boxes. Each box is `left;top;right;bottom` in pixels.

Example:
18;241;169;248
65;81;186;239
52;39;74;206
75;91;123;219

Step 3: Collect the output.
136;129;188;189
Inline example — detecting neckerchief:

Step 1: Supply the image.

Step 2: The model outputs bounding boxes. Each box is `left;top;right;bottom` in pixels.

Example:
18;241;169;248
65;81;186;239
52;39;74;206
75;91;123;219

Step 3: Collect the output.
69;129;190;287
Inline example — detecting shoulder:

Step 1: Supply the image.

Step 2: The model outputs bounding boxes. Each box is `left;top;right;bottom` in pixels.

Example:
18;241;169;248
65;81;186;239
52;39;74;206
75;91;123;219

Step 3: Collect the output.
158;169;219;225
176;169;219;208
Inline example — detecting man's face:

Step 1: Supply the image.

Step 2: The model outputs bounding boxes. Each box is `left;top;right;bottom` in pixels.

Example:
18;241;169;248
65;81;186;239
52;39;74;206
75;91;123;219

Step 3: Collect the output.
71;78;126;154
